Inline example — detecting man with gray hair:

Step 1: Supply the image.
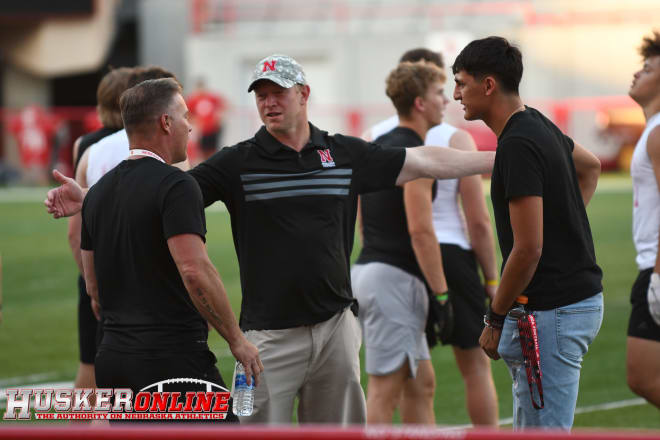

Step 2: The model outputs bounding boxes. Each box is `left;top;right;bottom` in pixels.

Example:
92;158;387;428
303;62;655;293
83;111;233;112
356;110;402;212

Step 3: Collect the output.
46;55;494;424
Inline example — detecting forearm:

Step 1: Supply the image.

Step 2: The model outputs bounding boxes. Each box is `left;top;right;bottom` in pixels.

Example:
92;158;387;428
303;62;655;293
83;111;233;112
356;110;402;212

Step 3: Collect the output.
67;215;84;274
577;170;599;206
81;251;99;303
410;231;447;294
182;260;243;346
397;148;494;185
490;247;541;315
469;222;498;282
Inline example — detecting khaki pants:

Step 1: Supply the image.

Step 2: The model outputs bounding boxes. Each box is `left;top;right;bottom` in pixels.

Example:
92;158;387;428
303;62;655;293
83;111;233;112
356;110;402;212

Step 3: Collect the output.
242;308;366;424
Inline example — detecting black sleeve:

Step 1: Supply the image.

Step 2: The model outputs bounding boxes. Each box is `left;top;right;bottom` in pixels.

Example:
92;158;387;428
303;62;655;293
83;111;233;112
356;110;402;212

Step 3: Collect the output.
339;135;406;194
80;196;93;251
187;146;237;207
160;173;207;242
564;134;575;152
497;137;545;200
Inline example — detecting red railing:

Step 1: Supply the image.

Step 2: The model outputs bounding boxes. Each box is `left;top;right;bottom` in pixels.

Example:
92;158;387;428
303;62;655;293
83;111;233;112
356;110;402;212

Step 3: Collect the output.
1;425;660;440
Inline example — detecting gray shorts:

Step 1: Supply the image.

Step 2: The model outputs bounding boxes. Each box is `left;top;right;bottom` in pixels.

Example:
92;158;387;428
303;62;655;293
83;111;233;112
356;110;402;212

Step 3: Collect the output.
351;262;430;377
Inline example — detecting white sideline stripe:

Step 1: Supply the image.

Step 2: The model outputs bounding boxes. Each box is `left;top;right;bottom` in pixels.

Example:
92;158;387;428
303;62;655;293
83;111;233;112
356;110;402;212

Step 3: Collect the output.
495;397;647;426
0;372;60;387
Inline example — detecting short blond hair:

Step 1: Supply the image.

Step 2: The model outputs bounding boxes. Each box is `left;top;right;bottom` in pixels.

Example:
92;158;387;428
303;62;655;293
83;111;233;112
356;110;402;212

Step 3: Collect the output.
385;61;445;118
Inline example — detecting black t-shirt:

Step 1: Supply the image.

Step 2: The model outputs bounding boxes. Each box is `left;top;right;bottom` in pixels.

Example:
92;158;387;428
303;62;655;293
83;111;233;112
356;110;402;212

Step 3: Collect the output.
356;126;434;280
74;127;120;174
81;158;209;352
490;106;602;310
188;123;406;331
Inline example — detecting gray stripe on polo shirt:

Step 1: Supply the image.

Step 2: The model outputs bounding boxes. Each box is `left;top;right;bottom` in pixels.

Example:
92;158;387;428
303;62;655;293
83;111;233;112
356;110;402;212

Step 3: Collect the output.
243;178;350;191
240;168;352;181
245;188;349;201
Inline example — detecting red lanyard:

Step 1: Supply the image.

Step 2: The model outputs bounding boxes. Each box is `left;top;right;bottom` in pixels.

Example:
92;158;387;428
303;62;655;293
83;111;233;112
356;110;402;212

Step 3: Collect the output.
517;312;544;409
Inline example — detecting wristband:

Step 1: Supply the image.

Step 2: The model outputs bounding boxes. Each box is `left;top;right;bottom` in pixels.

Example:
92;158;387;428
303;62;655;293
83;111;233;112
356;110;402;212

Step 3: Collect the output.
435;292;449;302
486;279;499;286
484;305;506;329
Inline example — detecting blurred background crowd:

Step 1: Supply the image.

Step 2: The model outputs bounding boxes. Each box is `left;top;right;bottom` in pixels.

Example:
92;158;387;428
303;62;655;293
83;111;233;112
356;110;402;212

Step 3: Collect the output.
0;0;657;184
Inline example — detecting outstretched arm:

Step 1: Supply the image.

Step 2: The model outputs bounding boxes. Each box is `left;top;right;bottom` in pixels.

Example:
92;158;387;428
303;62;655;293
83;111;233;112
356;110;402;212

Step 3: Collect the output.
168;233;263;385
396;146;494;186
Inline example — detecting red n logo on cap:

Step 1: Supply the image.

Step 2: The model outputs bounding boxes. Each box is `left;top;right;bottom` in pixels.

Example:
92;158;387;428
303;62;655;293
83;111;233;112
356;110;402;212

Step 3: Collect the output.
263;60;277;72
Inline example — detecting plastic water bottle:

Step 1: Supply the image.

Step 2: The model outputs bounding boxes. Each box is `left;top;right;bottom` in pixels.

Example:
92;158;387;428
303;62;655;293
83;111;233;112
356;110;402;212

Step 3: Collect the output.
232;361;254;416
508;295;528;319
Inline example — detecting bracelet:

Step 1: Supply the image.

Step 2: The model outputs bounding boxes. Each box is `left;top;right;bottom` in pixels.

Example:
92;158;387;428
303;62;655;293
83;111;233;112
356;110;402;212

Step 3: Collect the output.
483;306;506;329
486;279;499;286
435;292;449;302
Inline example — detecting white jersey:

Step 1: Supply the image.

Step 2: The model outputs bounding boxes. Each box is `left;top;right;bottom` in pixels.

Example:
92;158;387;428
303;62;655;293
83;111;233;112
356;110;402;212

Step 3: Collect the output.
631;112;660;270
86;129;129;186
369;117;471;249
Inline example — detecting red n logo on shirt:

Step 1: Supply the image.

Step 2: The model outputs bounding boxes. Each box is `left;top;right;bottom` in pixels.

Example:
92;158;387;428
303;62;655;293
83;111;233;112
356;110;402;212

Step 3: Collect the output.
263;60;277;72
317;148;335;167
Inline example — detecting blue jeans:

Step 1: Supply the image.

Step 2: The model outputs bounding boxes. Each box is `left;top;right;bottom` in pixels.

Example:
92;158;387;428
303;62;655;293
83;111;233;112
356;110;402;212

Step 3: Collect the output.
498;293;603;430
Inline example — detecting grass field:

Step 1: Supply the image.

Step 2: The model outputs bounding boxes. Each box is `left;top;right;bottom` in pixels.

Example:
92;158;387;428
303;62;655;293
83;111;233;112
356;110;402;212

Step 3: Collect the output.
1;175;659;428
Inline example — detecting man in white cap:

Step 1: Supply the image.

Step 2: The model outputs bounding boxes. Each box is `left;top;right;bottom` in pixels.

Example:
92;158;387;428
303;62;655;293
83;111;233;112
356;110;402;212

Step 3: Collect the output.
46;54;494;424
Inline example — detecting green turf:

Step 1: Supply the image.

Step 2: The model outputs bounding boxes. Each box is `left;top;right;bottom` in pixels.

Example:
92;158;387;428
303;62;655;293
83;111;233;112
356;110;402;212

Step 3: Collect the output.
0;176;658;428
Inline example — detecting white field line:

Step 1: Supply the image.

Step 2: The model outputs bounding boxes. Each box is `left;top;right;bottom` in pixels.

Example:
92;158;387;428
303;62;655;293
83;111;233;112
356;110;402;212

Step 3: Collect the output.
445;398;647;428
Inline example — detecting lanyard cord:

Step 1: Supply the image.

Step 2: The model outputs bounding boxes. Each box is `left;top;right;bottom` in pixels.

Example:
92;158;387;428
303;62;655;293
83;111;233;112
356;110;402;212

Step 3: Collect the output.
517;312;544;410
129;149;166;163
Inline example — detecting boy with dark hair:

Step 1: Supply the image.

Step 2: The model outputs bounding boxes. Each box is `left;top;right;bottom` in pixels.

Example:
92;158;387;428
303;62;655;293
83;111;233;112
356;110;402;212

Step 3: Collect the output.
453;36;603;429
626;30;660;409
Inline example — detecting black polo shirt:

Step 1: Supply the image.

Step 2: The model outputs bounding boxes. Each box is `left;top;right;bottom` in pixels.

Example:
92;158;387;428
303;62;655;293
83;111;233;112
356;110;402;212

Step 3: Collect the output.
189;123;406;330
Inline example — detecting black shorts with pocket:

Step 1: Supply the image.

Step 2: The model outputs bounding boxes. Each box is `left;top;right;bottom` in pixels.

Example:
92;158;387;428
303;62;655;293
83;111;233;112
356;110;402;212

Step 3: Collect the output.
628;268;660;342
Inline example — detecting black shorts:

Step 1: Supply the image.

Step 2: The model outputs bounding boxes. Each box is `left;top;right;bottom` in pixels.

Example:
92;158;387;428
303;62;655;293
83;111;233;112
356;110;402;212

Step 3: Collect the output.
77;275;102;364
628;268;660;342
95;348;239;424
440;243;487;349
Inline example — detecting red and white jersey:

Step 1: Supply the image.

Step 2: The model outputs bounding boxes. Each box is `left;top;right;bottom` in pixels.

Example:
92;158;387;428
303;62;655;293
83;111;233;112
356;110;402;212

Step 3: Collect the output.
369;117;470;249
631;112;660;270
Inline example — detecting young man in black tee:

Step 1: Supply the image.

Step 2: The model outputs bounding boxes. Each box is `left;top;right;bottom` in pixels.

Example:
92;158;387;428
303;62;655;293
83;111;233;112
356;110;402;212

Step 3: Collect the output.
80;78;262;422
452;37;603;429
46;56;495;424
352;61;448;424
